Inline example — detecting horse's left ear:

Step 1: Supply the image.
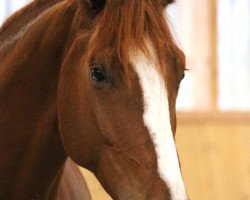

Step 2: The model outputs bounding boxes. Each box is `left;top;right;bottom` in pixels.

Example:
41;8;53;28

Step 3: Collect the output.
162;0;174;7
79;0;106;10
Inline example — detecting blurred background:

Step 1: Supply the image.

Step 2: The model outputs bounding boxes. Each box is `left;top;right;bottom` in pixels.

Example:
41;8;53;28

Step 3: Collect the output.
1;0;250;199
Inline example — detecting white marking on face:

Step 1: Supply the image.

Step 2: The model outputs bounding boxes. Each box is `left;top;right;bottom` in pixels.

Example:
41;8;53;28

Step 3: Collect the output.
130;44;188;200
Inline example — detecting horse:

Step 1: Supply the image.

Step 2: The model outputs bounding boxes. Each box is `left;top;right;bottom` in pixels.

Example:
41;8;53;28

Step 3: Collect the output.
0;0;188;199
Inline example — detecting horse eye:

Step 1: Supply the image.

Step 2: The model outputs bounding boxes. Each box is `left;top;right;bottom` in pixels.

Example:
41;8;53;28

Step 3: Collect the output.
181;72;185;80
91;67;107;82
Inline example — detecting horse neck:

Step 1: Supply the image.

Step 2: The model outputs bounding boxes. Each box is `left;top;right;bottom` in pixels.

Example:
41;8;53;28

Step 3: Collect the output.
0;2;77;199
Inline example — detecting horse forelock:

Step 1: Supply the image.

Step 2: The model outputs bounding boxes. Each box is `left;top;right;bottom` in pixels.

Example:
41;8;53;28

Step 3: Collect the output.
81;0;177;81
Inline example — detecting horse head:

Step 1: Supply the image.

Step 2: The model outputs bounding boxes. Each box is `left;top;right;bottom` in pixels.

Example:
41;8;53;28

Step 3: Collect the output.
58;0;187;199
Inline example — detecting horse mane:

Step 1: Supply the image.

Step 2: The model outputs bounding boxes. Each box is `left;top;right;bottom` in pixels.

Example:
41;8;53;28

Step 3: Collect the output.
0;0;62;36
0;2;33;35
82;0;177;80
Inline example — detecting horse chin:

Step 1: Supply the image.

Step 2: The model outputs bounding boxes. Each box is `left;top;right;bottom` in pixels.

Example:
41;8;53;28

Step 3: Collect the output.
94;146;171;200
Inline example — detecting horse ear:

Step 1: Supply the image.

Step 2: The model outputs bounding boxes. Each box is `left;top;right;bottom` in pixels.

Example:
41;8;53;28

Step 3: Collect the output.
162;0;175;7
80;0;106;10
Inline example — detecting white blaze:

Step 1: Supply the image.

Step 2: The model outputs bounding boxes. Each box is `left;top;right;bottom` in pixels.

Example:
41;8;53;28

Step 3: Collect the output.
130;46;188;200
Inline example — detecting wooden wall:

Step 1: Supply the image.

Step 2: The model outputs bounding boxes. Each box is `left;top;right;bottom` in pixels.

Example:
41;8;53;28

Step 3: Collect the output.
177;113;250;200
80;113;250;200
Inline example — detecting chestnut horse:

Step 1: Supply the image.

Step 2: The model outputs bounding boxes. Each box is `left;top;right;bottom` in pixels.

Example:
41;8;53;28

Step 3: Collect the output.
0;0;188;199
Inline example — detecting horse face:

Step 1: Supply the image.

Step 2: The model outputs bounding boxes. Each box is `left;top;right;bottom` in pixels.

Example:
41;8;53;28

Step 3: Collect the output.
58;0;188;199
58;46;187;200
